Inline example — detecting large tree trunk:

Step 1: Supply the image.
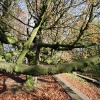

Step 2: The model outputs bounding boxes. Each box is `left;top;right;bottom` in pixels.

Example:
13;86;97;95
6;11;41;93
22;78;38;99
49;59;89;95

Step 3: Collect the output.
35;47;40;65
15;25;41;71
0;54;100;76
15;0;52;71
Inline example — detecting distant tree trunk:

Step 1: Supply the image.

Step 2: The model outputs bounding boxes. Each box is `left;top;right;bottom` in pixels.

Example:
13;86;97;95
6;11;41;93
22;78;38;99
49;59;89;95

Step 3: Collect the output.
35;47;40;65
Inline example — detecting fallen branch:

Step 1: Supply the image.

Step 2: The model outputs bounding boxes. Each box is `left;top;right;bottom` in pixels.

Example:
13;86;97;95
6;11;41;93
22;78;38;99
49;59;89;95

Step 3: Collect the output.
0;55;100;76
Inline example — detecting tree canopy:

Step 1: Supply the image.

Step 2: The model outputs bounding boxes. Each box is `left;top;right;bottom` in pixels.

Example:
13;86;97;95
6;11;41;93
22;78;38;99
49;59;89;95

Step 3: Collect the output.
0;0;100;76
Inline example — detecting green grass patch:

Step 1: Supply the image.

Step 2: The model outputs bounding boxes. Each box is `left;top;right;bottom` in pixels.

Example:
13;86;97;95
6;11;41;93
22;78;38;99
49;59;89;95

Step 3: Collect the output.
66;73;88;83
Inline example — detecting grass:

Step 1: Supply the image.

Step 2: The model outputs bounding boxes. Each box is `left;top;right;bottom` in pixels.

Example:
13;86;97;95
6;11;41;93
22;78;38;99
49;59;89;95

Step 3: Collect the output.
66;73;88;83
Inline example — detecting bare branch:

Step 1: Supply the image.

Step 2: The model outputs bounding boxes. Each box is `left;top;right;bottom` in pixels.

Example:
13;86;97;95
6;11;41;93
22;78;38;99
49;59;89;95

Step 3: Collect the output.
10;14;34;28
72;4;94;46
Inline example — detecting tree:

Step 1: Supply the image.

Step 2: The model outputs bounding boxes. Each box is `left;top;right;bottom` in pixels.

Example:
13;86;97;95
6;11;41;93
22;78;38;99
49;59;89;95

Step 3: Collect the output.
0;0;100;76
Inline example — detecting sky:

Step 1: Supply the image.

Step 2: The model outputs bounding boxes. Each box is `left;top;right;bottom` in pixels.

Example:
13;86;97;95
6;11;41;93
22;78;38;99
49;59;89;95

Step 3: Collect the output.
18;0;27;9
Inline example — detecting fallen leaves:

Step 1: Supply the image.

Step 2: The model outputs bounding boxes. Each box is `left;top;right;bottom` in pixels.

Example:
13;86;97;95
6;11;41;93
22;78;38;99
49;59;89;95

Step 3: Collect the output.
0;74;71;100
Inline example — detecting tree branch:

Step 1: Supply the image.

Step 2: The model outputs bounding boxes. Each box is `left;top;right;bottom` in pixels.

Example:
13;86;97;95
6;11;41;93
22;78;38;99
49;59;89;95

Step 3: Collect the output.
10;14;34;28
31;42;97;51
72;4;94;46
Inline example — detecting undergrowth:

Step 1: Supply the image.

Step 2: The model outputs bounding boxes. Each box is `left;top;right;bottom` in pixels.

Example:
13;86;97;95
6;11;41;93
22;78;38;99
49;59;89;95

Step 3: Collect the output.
24;75;37;91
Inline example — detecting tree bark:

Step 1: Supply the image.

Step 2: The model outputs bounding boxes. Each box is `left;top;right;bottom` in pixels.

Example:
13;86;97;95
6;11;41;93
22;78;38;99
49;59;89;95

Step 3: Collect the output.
15;25;41;71
35;47;40;65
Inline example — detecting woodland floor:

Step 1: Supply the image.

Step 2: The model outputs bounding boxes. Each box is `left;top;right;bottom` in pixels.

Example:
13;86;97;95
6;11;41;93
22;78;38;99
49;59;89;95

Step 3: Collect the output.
0;72;71;100
0;72;100;100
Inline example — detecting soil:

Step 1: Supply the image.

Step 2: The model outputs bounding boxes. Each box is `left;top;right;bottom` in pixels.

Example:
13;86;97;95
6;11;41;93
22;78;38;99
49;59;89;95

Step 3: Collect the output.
60;73;100;100
0;72;71;100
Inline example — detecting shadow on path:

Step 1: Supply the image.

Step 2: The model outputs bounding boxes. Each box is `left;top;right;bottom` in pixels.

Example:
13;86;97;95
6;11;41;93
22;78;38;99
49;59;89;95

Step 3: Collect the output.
0;70;26;94
0;78;7;94
0;70;26;83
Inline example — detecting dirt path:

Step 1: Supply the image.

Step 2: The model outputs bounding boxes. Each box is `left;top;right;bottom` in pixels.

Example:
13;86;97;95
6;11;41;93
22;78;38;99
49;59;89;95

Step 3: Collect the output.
54;73;100;100
53;74;89;100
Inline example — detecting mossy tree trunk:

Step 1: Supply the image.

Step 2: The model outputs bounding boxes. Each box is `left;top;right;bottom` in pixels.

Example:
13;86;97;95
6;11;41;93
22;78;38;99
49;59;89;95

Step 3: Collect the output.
15;0;52;71
15;26;41;71
0;54;100;76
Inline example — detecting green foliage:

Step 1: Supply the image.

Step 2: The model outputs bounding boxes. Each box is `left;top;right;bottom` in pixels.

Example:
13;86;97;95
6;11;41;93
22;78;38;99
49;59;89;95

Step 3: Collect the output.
4;53;12;61
0;56;5;61
7;36;18;44
26;51;36;65
0;43;5;61
24;75;37;91
2;50;21;63
67;73;87;83
92;64;100;75
0;44;3;55
42;48;49;55
12;50;21;56
45;58;53;64
84;63;100;76
40;48;60;64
